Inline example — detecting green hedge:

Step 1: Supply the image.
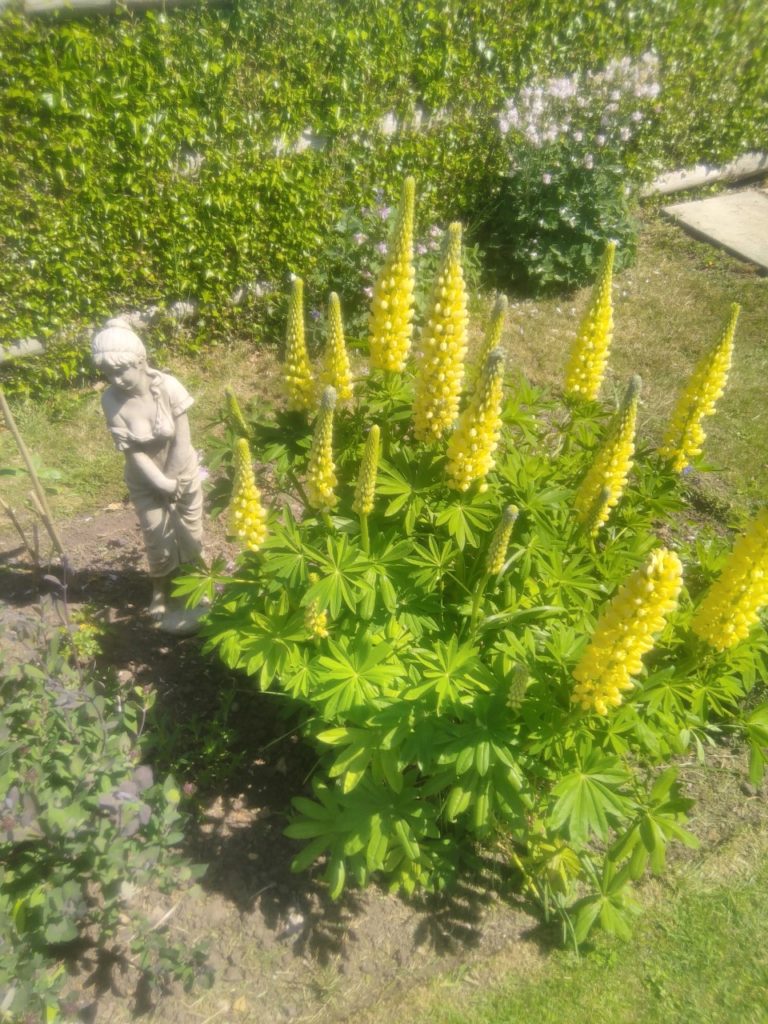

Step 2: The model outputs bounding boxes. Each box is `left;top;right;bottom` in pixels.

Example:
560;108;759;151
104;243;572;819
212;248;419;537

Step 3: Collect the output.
0;0;765;392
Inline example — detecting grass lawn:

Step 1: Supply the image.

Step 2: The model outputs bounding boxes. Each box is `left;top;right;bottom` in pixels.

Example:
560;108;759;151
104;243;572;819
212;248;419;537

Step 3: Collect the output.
362;815;768;1024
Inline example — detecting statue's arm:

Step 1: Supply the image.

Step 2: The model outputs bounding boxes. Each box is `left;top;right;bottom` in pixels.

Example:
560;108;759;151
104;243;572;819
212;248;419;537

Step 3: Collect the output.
125;450;178;496
164;411;192;480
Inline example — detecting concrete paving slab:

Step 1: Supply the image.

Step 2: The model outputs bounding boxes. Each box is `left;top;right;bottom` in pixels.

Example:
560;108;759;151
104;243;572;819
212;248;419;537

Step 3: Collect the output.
663;189;768;273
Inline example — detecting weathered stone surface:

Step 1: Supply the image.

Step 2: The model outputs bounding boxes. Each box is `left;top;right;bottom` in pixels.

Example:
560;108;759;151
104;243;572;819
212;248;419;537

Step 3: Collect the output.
663;189;768;273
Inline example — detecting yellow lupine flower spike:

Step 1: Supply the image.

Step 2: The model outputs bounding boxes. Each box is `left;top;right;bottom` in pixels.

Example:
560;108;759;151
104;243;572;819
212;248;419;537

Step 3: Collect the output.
574;375;641;534
468;294;507;392
368;176;416;372
352;424;381;516
572;548;683;715
446;349;506;492
224;386;249;438
304;572;329;639
691;507;768;651
306;386;338;511
413;222;469;442
284;276;314;412
564;240;616;401
507;664;529;711
485;504;519;575
318;292;353;403
228;438;268;552
658;303;740;472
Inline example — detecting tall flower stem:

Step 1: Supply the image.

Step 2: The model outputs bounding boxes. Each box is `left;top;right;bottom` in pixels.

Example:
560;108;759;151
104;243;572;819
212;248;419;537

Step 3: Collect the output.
690;507;768;650
572;548;683;715
563;240;616;402
573;375;641;534
368;177;416;372
284;276;314;413
359;513;370;554
658;303;740;472
412;222;469;442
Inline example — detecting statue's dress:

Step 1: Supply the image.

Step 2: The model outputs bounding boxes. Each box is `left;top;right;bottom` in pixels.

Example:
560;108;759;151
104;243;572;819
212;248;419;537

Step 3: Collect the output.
102;370;203;577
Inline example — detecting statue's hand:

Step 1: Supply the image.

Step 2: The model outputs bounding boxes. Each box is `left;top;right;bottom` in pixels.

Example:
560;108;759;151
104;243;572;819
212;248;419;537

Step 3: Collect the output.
157;476;178;499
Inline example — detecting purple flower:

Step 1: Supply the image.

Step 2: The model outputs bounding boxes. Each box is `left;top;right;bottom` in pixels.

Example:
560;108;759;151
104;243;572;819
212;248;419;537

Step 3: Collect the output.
377;205;392;220
353;232;367;245
310;308;321;321
363;286;374;299
375;241;388;256
416;242;428;255
542;172;552;185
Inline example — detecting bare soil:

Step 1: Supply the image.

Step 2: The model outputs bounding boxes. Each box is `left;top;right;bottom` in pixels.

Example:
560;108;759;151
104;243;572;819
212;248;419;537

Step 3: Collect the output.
1;507;766;1024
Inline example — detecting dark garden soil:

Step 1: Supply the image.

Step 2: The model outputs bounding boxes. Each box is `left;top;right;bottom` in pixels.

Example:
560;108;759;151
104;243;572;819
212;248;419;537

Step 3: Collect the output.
1;507;766;1024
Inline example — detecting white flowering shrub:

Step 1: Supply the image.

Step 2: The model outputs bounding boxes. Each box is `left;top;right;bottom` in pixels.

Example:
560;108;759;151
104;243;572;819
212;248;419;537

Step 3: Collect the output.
476;54;662;291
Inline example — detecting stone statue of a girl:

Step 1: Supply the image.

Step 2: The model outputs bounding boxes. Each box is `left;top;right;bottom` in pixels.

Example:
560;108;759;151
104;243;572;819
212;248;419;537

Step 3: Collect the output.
92;319;205;634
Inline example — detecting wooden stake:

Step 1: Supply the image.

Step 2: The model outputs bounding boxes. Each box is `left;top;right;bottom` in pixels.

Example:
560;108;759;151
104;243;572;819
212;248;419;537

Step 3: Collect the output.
0;386;66;556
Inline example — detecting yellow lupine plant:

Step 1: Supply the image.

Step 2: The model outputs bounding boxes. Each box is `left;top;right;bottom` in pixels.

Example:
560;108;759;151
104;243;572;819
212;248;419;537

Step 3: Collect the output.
306;386;338;511
563;240;616;401
485;504;519;575
304;572;329;638
467;294;507;392
572;548;683;715
446;349;506;492
228;438;268;552
573;375;641;534
284;276;314;412
658;303;740;472
352;424;381;516
691;507;768;651
368;176;416;372
224;386;249;438
413;222;469;442
318;292;353;404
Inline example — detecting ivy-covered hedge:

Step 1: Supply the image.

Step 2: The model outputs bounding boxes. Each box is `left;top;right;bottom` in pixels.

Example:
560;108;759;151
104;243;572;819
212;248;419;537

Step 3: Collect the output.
0;0;766;391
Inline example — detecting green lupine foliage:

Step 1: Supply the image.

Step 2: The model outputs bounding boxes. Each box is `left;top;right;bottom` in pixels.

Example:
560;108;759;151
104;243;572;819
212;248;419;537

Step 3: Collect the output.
182;348;768;946
1;0;767;391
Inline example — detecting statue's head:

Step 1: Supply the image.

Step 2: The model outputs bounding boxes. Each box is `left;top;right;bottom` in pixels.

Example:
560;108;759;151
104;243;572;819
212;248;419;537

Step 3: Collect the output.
92;318;147;372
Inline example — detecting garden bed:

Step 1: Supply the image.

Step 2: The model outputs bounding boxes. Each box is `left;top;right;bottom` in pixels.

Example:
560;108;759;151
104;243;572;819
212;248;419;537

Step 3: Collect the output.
1;505;766;1024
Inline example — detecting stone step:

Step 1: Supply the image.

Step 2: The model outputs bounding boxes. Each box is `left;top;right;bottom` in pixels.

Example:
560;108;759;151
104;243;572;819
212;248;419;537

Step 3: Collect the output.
663;189;768;273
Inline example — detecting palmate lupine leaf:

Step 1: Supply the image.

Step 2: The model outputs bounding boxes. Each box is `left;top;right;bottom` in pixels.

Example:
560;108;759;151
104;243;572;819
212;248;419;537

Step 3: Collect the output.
435;494;497;549
259;517;311;587
359;537;413;617
314;635;403;716
286;777;428;896
608;768;699;878
376;448;443;532
549;751;632;843
571;858;641;943
307;534;372;616
229;609;307;689
404;637;494;710
406;537;457;589
742;704;768;784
